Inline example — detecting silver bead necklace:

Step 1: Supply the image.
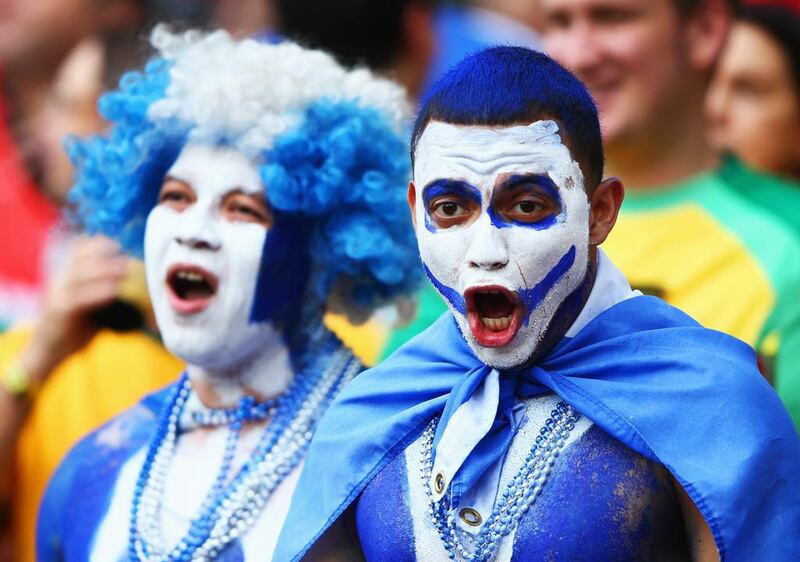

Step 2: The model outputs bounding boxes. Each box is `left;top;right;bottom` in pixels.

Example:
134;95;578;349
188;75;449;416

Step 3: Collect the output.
421;401;580;562
130;329;359;561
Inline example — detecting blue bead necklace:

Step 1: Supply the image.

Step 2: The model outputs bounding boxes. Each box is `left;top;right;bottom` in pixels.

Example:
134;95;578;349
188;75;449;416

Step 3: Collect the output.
129;328;360;561
422;401;580;561
191;396;275;428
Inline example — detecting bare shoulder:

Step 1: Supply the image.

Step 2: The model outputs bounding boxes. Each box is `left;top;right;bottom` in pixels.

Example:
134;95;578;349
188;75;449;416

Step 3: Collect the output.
673;476;721;562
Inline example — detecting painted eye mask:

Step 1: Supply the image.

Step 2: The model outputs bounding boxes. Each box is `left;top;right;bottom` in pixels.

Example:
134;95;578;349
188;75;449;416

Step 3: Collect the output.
413;120;591;369
422;173;564;232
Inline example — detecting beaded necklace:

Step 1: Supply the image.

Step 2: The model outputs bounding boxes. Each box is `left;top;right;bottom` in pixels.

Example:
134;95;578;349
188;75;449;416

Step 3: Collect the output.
129;328;359;561
421;401;580;562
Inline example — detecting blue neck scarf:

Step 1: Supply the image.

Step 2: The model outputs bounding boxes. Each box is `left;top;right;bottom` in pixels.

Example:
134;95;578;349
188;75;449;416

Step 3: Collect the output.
275;296;800;562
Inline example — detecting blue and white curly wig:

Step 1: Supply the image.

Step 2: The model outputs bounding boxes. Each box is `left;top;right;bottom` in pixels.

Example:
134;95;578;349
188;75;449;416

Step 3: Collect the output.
68;27;421;327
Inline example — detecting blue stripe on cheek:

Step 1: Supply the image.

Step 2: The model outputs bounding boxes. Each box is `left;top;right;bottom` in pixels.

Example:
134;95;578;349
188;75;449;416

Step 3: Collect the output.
424;211;438;234
489;173;565;230
423;262;467;314
518;245;577;326
422;179;482;233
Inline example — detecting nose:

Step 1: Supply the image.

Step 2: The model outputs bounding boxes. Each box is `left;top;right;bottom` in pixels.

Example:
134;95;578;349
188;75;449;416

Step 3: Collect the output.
175;235;220;251
705;78;730;128
174;205;221;251
466;216;509;271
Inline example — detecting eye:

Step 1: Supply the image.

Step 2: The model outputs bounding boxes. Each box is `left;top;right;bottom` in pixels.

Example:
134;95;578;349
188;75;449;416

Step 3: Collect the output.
731;76;768;98
435;200;467;217
591;5;641;25
161;192;190;203
427;195;478;229
431;198;472;222
512;200;545;214
496;189;560;225
545;10;571;30
158;179;195;212
221;192;271;227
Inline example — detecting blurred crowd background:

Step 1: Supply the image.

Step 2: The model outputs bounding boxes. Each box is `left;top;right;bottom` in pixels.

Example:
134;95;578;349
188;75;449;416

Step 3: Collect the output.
0;0;798;560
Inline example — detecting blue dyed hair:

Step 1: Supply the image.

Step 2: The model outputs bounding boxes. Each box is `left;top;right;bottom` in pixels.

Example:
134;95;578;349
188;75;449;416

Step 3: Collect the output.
68;53;420;326
412;46;604;189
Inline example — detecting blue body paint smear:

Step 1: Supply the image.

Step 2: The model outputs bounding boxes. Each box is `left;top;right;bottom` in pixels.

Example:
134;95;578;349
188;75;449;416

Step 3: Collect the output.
422;179;482;233
37;388;171;562
37;387;259;562
518;245;576;326
488;174;565;230
356;452;416;561
423;262;466;314
512;424;689;561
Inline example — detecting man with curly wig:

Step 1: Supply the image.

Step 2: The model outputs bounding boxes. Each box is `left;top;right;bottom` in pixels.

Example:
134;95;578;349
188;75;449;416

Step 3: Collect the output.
35;27;421;561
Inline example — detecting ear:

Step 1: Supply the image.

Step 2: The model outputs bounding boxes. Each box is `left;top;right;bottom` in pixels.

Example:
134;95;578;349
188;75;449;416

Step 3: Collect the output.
684;0;731;73
407;181;418;230
588;177;624;246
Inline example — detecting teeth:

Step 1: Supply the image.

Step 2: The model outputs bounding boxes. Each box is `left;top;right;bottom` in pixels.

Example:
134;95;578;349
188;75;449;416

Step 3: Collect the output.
176;271;204;282
481;315;512;331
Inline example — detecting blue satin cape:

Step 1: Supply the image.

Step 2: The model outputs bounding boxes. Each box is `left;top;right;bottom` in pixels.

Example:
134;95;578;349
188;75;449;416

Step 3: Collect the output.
274;296;800;561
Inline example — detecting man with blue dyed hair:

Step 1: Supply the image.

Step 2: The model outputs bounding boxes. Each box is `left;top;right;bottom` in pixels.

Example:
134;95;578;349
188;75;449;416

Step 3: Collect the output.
275;46;800;562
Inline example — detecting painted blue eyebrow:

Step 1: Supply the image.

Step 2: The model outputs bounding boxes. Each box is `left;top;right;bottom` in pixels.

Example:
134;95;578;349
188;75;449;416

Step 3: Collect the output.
497;173;562;200
422;179;482;233
489;173;564;230
422;179;482;206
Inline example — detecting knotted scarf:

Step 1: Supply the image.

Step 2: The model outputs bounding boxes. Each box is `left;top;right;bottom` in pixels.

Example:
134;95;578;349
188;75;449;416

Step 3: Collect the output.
275;296;800;562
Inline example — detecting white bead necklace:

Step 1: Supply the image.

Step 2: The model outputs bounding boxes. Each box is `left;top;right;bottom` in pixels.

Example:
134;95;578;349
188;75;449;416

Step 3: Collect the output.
129;329;359;561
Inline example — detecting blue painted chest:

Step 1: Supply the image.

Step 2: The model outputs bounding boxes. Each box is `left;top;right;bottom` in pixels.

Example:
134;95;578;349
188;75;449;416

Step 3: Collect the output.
356;402;689;562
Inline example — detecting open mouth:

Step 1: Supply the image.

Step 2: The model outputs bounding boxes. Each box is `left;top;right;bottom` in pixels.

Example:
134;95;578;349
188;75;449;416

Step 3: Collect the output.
465;286;523;347
165;264;219;315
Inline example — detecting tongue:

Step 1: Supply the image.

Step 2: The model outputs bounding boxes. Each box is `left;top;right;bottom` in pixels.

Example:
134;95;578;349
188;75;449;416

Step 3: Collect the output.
183;285;213;301
477;293;515;319
173;278;214;301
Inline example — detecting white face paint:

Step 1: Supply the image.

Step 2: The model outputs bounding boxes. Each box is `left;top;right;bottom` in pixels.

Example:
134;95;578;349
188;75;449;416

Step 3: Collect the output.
144;144;281;377
413;120;590;369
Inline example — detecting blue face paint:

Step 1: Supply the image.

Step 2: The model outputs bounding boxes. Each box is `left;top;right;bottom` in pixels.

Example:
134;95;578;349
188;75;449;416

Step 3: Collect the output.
250;212;312;335
422;179;482;233
488;174;565;231
423;262;467;314
518;245;576;326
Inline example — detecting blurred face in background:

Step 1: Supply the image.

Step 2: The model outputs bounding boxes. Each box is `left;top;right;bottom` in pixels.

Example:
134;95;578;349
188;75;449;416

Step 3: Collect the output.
0;0;141;76
0;0;96;71
35;38;106;203
706;21;800;180
540;0;716;147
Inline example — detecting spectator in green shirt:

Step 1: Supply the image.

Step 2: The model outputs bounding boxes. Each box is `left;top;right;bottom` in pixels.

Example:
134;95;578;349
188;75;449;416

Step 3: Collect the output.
707;1;800;182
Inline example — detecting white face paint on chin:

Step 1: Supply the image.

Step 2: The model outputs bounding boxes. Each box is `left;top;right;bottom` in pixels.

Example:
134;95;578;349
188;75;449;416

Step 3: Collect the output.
144;144;279;377
413;120;591;369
